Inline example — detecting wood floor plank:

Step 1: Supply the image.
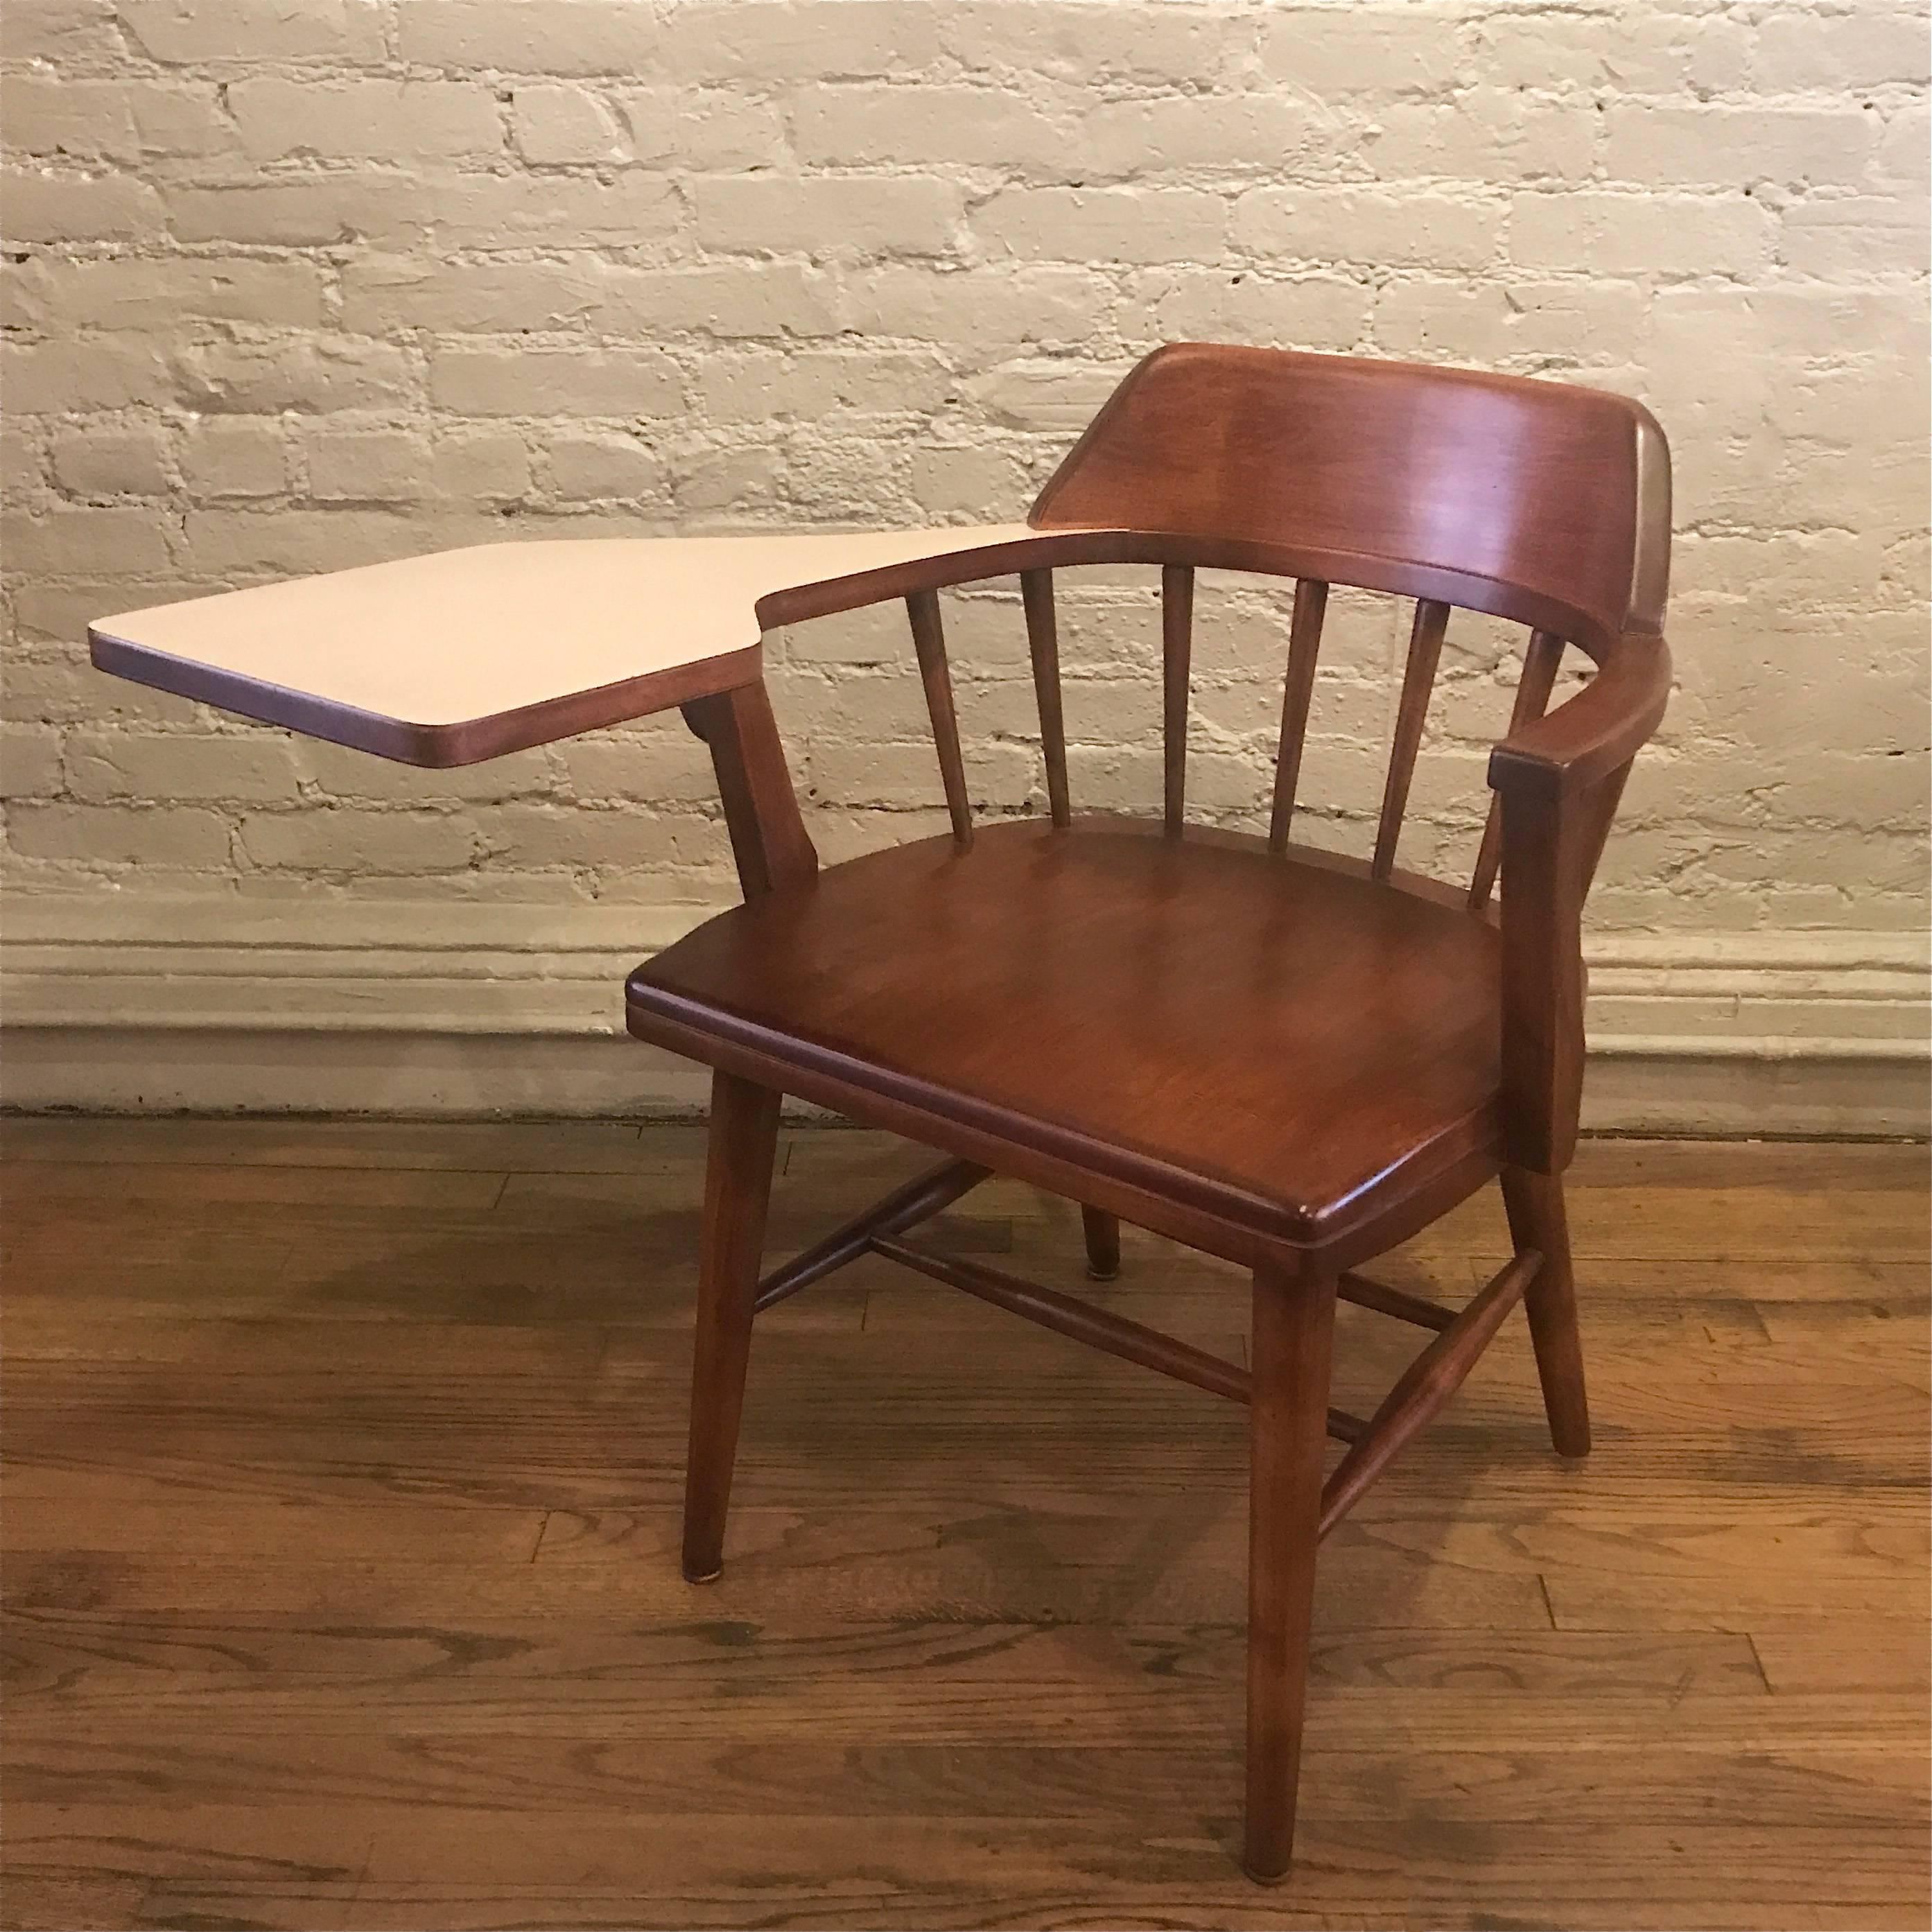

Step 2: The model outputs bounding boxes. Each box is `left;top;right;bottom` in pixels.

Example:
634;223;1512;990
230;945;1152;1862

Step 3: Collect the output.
2;1497;545;1562
1543;1569;1930;1629
2;1608;1768;1723
1361;1495;1929;1581
3;1809;369;1890
0;1312;615;1370
99;1813;1927;1929
1566;1135;1931;1192
130;1877;1389;1932
8;1326;1920;1511
0;1875;146;1932
24;1805;1922;1928
3;1494;1560;1632
11;1733;1920;1829
1;1215;301;1296
1748;1615;1932;1695
0;1115;675;1174
4;1159;510;1210
0;1537;1554;1638
132;1885;378;1932
1576;1257;1929;1305
1415;1908;1931;1932
1755;1292;1931;1387
1422;1183;1929;1262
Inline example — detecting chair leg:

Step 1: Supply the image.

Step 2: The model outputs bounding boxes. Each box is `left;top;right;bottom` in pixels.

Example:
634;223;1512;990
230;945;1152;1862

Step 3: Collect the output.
682;1069;783;1584
1500;1165;1591;1458
1080;1206;1121;1281
1243;1262;1337;1884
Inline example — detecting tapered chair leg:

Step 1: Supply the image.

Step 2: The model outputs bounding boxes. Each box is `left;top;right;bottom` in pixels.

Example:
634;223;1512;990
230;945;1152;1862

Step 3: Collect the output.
1080;1206;1121;1281
1243;1262;1338;1883
682;1070;783;1584
1500;1166;1591;1458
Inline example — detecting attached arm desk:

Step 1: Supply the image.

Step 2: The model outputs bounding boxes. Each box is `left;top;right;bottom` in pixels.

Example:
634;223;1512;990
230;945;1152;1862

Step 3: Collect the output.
88;525;1117;768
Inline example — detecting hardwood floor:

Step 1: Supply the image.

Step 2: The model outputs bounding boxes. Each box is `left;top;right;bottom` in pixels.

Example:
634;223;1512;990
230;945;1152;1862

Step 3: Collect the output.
3;1118;1926;1931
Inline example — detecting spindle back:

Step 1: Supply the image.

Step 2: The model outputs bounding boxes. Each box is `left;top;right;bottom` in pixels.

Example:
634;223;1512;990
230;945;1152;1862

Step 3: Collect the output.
897;344;1670;901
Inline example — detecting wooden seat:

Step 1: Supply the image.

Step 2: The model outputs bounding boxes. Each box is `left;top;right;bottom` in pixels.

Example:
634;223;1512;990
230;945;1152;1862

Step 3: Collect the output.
629;819;1502;1255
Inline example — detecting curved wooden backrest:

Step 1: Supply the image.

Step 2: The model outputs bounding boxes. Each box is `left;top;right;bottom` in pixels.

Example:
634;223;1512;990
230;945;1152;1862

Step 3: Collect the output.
1027;342;1670;655
886;344;1673;907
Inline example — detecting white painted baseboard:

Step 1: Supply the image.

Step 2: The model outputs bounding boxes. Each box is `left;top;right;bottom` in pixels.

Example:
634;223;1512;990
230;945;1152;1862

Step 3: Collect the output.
3;896;1926;1133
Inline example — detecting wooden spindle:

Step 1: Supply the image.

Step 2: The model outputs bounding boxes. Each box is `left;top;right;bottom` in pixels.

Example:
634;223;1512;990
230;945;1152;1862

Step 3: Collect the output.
1319;1248;1539;1540
1020;569;1070;829
1468;629;1564;911
1162;563;1194;837
877;1235;1248;1402
1268;577;1329;855
1336;1268;1456;1333
1372;598;1450;881
871;1237;1361;1445
754;1156;989;1313
906;587;973;850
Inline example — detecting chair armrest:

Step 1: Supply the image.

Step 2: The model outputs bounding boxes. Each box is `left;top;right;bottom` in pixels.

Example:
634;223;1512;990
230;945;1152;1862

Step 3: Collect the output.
1491;634;1667;1175
1487;634;1671;802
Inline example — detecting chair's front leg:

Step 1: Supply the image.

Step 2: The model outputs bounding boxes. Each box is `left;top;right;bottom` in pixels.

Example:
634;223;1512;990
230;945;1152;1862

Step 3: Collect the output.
1244;1261;1338;1883
682;1069;783;1583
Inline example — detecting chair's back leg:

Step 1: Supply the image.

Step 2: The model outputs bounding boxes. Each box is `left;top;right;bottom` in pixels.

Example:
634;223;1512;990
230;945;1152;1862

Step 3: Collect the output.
683;1070;784;1583
1499;1166;1591;1456
1079;1205;1121;1281
1244;1261;1338;1883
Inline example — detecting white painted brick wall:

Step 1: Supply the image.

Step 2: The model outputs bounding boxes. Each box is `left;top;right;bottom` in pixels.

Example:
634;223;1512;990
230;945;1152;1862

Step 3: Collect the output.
2;0;1927;937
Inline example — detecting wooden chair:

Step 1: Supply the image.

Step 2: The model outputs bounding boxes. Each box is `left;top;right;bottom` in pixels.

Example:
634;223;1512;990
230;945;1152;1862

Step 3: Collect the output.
87;338;1672;1883
624;343;1673;1881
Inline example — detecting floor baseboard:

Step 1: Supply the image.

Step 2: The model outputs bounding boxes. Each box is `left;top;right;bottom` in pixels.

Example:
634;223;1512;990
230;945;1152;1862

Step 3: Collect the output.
4;898;1926;1135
